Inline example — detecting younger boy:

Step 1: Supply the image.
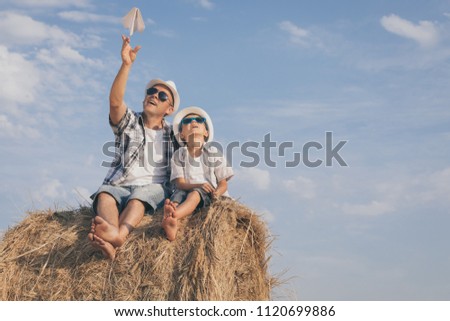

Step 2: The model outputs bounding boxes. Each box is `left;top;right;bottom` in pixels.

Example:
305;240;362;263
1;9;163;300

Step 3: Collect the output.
162;106;233;241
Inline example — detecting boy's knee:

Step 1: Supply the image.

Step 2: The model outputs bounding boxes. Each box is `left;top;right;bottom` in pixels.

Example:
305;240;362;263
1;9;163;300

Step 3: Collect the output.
189;190;202;200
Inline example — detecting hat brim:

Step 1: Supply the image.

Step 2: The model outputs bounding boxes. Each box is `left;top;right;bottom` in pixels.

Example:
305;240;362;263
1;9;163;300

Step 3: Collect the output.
173;106;214;146
145;79;180;114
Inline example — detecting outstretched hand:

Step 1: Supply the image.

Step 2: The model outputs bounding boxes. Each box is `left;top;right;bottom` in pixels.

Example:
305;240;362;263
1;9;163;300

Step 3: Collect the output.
121;35;141;65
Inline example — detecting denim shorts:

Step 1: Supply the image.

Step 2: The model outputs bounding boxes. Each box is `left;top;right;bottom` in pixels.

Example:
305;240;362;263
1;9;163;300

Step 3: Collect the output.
170;188;211;208
91;184;168;215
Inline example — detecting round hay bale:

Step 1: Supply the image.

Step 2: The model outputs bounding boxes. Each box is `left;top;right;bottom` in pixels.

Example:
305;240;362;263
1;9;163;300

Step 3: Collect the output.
0;198;275;300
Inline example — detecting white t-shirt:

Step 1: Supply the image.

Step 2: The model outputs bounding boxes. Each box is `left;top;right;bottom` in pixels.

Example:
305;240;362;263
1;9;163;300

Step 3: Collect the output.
184;156;207;184
122;127;166;185
170;145;234;196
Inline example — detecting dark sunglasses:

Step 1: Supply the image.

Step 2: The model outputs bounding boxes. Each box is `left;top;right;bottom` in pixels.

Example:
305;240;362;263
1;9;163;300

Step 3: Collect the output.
181;117;206;125
146;87;172;104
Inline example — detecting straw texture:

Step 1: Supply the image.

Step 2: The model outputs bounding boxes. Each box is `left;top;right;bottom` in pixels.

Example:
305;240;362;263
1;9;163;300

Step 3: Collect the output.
0;198;274;300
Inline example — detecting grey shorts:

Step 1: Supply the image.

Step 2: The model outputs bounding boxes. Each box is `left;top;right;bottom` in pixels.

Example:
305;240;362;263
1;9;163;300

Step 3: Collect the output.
170;188;212;208
91;184;168;215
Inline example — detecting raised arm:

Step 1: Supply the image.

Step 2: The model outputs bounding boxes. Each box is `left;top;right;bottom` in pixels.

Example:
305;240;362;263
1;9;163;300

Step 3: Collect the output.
109;35;141;125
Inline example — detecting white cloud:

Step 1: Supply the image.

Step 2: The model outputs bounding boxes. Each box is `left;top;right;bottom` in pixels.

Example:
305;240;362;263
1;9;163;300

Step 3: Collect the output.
0;114;41;139
279;20;310;46
9;0;90;8
283;175;317;199
342;200;395;216
336;166;450;217
0;12;106;137
380;14;439;47
57;10;119;24
411;167;450;204
191;17;208;22
0;45;40;105
259;207;275;223
31;178;67;203
0;11;79;46
146;18;156;25
235;168;271;191
37;46;99;66
73;186;92;206
152;29;177;38
373;167;450;208
84;155;95;167
194;0;214;10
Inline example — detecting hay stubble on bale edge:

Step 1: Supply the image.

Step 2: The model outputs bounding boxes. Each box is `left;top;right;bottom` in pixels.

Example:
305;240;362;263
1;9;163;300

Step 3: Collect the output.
0;198;275;300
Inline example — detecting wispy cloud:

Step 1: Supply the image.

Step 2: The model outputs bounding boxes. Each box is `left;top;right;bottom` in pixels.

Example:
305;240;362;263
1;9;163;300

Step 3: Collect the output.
380;14;439;47
0;11;79;46
58;10;119;24
257;207;275;223
186;0;214;10
335;166;450;217
0;45;40;105
73;186;92;206
0;114;41;139
8;0;90;8
152;29;177;38
283;175;317;200
146;18;156;25
342;200;395;216
37;46;100;66
279;20;310;46
195;0;214;10
0;11;107;139
191;16;208;22
234;168;271;191
31;178;66;202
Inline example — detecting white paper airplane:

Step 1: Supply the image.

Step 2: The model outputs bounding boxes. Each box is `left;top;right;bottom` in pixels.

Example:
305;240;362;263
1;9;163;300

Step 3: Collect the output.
122;7;145;36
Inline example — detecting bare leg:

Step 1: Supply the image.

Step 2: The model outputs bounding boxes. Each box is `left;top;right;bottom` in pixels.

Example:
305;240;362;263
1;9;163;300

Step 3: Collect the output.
94;198;145;247
117;198;146;241
88;192;119;246
90;193;145;248
162;192;201;241
173;191;201;220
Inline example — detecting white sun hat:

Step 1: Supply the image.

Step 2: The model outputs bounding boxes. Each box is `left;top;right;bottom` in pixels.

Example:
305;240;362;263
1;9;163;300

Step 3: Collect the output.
145;79;180;113
173;106;214;146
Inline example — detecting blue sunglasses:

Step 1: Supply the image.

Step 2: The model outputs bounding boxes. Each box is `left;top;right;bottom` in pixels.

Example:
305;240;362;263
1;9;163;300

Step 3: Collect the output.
180;117;206;125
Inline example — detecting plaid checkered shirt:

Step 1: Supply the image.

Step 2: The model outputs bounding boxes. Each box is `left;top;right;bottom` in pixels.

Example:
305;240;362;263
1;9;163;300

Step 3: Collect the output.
102;108;176;189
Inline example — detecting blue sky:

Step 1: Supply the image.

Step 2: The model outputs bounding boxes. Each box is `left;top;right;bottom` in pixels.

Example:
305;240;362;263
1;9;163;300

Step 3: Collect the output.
1;0;450;300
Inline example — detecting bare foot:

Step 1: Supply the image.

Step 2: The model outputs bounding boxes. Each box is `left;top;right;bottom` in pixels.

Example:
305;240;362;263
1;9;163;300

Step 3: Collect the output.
87;218;95;242
162;199;178;241
93;235;116;260
93;216;124;247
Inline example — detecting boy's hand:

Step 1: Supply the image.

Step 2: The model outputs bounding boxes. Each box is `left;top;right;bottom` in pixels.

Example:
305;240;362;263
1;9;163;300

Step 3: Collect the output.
212;191;220;201
121;35;141;66
200;183;215;194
